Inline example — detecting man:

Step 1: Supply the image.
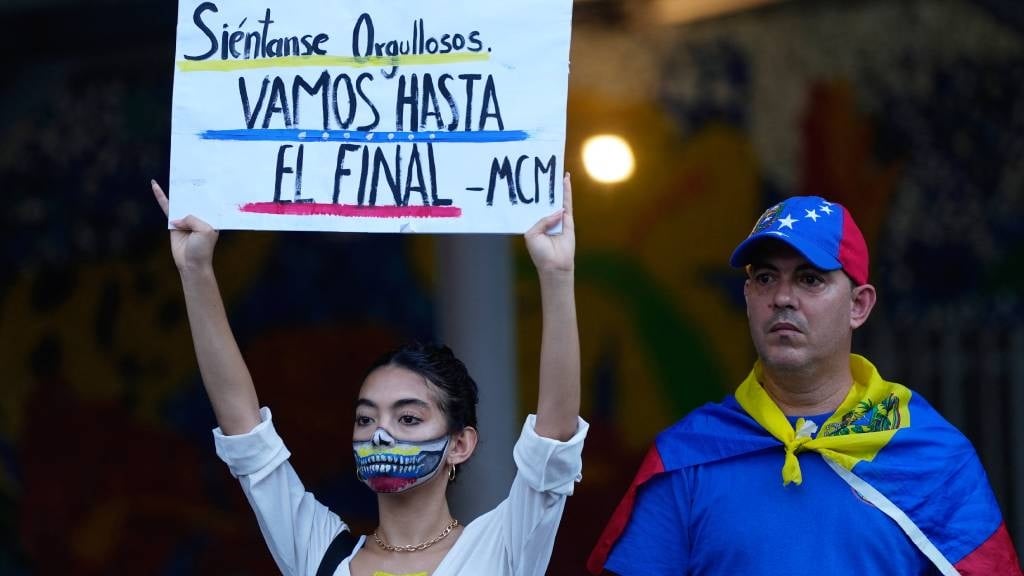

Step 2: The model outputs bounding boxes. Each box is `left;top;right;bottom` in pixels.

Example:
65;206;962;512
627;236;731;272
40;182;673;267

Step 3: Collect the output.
587;196;1022;575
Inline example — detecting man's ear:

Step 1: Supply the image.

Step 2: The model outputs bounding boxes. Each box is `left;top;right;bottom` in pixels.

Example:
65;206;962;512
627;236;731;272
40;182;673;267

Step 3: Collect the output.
850;283;877;330
447;426;478;466
742;277;752;317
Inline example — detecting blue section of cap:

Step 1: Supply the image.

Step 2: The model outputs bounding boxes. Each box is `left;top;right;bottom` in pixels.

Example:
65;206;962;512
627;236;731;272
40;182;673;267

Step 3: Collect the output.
729;196;845;271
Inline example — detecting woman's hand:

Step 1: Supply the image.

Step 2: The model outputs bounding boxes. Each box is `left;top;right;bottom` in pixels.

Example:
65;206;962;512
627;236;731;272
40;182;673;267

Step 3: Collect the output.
524;173;575;277
151;180;219;273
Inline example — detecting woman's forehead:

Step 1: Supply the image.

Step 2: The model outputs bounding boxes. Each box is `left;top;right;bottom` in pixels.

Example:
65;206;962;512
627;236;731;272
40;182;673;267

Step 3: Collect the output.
359;365;441;406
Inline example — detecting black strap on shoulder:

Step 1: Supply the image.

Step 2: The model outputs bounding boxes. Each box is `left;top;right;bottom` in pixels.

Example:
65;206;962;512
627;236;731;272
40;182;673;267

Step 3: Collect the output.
316;530;359;576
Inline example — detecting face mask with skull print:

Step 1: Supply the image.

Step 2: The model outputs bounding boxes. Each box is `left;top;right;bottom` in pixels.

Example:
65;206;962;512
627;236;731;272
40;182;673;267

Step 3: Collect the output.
353;427;450;493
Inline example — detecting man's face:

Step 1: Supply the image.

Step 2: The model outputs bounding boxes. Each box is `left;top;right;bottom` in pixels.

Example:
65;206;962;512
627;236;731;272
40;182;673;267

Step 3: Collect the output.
743;242;859;373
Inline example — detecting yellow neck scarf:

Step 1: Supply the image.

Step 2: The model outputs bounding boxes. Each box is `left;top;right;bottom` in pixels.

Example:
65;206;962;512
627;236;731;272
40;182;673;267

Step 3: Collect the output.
734;354;912;486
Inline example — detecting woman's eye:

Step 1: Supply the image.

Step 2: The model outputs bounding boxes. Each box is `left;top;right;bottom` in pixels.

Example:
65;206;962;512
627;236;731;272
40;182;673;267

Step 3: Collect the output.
399;415;421;425
355;416;372;426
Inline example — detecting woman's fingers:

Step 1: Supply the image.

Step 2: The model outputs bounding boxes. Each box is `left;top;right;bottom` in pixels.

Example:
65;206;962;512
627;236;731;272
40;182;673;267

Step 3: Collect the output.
151;180;170;217
526;208;564;238
560;172;574;234
174;214;215;234
152;179;217;236
562;172;573;220
525;173;574;238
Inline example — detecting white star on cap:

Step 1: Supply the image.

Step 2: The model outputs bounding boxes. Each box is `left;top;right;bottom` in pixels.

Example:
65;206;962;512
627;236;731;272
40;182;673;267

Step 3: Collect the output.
777;214;797;229
804;209;820;222
819;204;833;215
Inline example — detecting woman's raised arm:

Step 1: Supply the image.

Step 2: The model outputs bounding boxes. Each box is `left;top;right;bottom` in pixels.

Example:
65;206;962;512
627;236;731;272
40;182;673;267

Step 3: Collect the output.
523;173;580;441
152;181;261;435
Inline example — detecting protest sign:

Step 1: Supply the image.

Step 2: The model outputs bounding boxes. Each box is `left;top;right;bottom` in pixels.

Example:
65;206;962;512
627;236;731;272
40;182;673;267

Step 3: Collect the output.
169;0;573;233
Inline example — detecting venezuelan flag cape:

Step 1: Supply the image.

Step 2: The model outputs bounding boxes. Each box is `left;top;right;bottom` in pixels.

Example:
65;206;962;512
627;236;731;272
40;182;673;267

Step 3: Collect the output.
588;355;1021;575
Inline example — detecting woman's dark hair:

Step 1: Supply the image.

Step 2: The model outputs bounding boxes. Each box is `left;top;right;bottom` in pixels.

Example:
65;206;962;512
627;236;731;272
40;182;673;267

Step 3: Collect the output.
365;342;479;434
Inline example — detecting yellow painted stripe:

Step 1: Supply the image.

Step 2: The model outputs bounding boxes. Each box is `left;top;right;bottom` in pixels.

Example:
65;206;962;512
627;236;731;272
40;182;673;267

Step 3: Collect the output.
355;445;422;457
178;52;490;72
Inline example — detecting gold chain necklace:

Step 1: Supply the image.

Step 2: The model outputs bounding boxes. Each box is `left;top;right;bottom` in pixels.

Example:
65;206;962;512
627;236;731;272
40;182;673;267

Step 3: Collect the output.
373;518;459;553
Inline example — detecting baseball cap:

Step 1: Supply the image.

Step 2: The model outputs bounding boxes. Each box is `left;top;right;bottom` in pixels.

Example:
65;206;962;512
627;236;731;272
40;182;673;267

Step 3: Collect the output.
729;196;869;285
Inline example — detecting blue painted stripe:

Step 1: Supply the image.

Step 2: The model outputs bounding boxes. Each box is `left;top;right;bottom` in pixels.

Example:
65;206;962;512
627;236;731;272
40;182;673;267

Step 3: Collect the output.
199;129;530;143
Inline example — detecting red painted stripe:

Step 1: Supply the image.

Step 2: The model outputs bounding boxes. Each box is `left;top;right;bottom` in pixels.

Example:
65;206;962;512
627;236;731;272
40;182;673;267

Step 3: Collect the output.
587;446;666;574
954;522;1023;575
239;202;462;218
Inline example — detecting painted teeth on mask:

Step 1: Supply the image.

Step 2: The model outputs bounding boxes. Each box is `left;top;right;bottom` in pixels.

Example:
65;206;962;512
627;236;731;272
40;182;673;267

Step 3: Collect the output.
357;451;442;478
361;453;423;466
361;463;421;477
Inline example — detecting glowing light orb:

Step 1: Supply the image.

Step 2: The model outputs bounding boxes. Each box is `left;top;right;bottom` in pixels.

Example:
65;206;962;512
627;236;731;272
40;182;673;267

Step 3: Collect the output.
582;134;635;184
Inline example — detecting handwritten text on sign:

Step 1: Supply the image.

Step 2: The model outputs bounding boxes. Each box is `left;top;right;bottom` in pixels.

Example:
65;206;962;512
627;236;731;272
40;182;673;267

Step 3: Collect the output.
169;0;573;233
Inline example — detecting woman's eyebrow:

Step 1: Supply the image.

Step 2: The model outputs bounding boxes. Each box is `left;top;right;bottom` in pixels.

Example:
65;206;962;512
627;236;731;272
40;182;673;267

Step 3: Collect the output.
391;398;431;410
356;398;431;411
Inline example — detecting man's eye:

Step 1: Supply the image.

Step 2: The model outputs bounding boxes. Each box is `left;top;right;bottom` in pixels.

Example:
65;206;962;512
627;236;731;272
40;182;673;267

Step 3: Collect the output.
755;273;773;284
800;274;824;287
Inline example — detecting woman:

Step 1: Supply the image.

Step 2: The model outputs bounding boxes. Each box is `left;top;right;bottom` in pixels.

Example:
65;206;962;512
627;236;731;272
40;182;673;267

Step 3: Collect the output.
151;174;585;576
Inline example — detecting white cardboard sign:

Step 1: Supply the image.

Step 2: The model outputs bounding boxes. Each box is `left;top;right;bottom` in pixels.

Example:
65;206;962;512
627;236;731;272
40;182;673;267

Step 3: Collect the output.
169;0;573;233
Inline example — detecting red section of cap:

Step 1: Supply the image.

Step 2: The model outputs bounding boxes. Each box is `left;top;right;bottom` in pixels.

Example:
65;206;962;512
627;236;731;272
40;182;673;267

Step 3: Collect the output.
838;209;869;285
587;445;665;574
954;522;1023;575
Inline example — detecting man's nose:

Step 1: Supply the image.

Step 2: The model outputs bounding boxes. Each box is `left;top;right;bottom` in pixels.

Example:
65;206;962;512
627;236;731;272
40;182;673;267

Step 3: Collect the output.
772;279;797;309
371;428;396;447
